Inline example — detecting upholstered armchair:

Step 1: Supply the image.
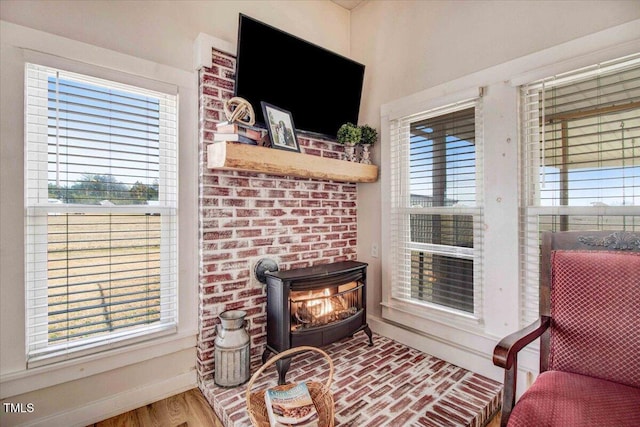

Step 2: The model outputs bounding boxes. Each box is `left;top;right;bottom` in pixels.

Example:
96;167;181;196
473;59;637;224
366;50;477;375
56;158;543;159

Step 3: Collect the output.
493;231;640;426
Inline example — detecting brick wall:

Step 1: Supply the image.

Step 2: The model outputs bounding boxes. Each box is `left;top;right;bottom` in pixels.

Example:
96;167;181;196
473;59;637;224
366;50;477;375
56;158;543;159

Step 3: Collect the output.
197;49;358;382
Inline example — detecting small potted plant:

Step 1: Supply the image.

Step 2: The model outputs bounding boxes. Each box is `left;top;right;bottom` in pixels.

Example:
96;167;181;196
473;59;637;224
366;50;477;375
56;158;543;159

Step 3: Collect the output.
337;122;361;162
359;125;377;164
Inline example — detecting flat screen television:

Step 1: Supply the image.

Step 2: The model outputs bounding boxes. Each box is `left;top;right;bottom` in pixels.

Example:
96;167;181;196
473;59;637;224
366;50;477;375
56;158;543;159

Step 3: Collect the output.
235;14;365;138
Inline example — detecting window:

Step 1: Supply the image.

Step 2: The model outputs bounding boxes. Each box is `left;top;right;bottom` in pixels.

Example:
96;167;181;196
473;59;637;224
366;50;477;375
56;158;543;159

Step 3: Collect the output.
388;99;484;319
25;63;178;366
520;54;640;325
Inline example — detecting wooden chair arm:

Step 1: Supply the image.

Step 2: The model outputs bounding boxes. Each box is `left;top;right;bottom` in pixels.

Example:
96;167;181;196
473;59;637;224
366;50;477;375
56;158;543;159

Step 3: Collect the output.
493;316;550;426
493;316;550;370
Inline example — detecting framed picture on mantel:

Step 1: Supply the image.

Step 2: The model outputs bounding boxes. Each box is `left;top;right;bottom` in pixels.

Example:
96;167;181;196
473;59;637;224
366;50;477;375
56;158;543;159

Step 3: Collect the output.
261;102;300;153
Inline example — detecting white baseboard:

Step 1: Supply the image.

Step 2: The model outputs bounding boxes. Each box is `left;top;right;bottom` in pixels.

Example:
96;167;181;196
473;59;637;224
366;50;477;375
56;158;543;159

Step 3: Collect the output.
370;314;524;382
370;315;541;399
20;371;197;427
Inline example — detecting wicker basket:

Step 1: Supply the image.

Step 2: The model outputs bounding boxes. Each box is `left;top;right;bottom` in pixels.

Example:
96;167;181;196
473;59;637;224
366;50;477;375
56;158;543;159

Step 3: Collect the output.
246;346;335;427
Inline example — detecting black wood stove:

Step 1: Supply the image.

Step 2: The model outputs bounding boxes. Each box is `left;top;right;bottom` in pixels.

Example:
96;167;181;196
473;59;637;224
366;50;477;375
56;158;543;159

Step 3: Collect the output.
257;260;373;384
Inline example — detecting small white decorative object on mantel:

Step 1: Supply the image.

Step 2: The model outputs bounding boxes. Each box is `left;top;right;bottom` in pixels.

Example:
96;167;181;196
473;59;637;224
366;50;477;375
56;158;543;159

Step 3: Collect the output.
359;145;372;165
344;145;358;162
223;96;255;126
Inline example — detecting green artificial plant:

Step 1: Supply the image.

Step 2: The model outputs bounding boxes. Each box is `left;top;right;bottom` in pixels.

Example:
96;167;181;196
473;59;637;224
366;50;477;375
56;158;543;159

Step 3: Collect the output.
359;125;377;145
336;122;362;146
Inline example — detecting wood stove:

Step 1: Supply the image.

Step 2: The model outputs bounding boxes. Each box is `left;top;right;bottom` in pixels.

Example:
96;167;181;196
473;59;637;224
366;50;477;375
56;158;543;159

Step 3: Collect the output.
261;260;373;383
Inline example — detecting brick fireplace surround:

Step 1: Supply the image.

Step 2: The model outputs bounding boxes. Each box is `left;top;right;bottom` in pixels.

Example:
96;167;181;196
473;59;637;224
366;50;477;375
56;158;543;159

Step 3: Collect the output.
197;48;501;426
197;48;359;381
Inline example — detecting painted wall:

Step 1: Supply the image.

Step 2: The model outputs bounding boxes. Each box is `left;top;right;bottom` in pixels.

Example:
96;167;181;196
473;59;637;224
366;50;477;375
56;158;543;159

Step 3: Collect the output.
352;0;640;123
0;1;349;426
0;0;350;71
349;0;640;382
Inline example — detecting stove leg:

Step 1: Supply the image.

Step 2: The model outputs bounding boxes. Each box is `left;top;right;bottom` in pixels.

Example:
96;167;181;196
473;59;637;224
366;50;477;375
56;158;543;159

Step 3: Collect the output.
261;348;271;365
276;357;291;385
364;325;374;346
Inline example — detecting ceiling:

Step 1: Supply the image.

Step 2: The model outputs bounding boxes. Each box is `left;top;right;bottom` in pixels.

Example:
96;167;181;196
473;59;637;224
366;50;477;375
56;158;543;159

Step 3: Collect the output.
331;0;367;10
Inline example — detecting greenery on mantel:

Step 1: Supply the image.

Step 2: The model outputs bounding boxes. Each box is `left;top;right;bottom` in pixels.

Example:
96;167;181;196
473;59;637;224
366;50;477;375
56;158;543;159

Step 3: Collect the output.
337;122;378;146
360;125;377;145
336;122;362;146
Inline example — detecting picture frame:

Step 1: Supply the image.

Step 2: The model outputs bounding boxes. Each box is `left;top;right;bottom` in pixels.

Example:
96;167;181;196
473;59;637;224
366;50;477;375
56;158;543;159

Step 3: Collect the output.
260;102;300;153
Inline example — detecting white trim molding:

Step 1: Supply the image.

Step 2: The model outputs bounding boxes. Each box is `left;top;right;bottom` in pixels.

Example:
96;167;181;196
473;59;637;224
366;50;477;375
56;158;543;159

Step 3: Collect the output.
193;32;236;70
0;334;196;399
17;371;196;427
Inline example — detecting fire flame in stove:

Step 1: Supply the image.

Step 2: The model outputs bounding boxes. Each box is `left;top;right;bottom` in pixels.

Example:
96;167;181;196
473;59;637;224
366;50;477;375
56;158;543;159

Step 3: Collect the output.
306;289;332;317
292;286;358;330
295;289;333;324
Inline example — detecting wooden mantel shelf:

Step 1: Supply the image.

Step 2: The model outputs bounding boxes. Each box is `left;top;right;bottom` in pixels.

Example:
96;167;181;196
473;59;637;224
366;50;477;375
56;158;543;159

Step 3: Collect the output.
207;142;378;183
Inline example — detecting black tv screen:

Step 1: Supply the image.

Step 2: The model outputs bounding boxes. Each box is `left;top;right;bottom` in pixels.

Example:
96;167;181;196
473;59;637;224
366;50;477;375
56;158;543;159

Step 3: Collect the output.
235;14;365;138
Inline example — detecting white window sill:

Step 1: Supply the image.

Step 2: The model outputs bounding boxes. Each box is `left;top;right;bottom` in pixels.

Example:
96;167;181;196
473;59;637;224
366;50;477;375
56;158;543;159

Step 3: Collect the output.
381;298;484;337
0;329;197;399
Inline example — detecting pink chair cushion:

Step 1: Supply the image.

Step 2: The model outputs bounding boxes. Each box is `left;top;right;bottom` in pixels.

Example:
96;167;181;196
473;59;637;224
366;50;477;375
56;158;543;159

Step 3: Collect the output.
508;370;640;427
549;251;640;388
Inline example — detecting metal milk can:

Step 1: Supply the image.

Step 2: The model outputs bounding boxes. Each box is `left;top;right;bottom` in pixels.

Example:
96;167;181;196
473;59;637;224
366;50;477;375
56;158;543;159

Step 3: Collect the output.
214;310;251;387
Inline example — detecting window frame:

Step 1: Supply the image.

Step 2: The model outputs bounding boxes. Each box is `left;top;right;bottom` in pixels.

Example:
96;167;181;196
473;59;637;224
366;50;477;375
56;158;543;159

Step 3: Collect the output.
1;23;198;402
519;54;640;327
382;93;485;329
24;62;179;368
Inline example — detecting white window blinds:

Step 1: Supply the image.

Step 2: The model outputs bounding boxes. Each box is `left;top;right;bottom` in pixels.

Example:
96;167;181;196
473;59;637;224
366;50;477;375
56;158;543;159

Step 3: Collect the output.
520;54;640;326
388;99;484;319
25;63;178;366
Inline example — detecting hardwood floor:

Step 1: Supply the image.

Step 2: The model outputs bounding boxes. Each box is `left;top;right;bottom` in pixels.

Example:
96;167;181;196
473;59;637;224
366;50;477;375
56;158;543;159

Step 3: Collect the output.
486;411;502;427
89;388;223;427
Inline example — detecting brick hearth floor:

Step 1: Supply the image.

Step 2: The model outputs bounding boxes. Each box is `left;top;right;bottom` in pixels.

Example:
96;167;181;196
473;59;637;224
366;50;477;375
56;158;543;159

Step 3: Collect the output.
201;333;502;427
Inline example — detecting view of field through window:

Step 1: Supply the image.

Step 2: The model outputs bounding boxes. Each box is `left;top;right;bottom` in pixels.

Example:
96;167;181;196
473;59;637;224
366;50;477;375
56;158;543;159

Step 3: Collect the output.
26;63;175;351
45;73;162;344
47;214;162;343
